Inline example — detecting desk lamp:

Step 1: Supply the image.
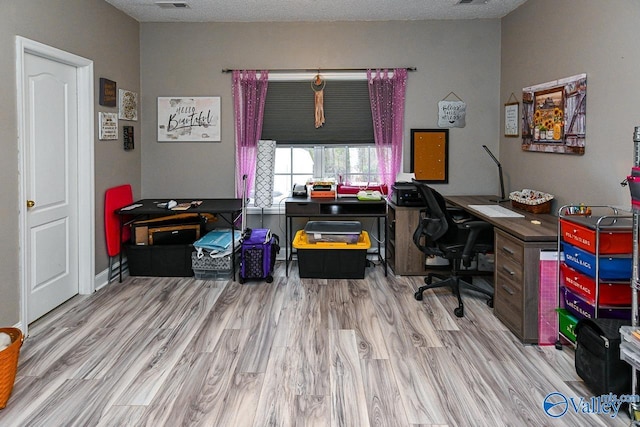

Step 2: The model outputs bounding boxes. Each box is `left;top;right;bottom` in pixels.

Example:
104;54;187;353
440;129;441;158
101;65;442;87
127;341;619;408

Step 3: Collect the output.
482;145;509;203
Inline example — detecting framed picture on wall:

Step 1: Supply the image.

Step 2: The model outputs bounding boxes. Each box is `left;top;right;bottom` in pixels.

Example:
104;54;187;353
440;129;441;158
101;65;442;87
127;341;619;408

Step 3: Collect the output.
157;96;221;142
99;78;116;107
98;112;117;140
123;125;134;150
118;89;138;121
521;73;587;155
504;102;519;137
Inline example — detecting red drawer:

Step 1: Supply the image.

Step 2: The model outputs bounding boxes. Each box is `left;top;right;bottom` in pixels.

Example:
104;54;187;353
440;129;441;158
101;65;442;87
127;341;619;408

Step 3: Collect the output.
560;263;631;306
560;219;632;254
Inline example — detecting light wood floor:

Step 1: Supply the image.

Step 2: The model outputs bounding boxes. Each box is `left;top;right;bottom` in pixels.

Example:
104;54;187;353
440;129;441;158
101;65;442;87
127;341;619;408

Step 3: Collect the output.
0;262;630;426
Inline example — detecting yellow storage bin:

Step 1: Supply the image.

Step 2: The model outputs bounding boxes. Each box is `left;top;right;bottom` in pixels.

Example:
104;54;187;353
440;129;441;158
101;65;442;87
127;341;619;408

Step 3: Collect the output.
293;230;370;249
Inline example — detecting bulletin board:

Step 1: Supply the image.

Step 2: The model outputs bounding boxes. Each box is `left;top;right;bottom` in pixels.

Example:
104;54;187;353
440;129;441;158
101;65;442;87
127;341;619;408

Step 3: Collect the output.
410;129;448;183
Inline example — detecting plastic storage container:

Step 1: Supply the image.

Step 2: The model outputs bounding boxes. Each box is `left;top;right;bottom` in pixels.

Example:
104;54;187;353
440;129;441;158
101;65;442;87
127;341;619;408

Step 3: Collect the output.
621;341;640;369
193;268;234;280
562;242;632;280
560;217;632;255
191;250;234;269
557;308;578;343
191;248;238;280
126;243;194;277
303;221;362;243
562;287;631;321
293;230;370;279
560;263;631;305
620;325;640;345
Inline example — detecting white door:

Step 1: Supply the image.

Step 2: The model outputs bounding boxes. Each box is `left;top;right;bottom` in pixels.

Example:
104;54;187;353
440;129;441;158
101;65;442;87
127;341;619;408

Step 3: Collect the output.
24;53;79;323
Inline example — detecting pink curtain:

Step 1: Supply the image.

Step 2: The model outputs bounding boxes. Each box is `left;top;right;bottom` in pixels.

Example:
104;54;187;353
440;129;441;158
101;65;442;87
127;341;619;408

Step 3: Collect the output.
367;68;408;188
232;70;269;198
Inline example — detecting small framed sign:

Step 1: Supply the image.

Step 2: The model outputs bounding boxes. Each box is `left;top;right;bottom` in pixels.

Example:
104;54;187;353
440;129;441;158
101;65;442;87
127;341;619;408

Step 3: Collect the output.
123;125;134;150
98;112;118;140
119;89;138;121
99;78;116;107
504;102;519;137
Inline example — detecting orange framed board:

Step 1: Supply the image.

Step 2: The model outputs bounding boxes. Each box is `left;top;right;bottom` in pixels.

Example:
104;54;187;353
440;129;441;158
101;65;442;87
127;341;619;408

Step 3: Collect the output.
410;129;448;183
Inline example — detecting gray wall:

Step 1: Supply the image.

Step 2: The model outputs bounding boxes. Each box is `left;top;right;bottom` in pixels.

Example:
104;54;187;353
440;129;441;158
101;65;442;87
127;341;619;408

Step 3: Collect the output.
0;0;141;326
5;0;638;327
139;20;502;199
500;0;640;210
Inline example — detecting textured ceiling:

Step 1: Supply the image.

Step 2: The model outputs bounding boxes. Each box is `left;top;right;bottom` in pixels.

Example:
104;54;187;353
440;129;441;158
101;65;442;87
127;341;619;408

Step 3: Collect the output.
103;0;528;22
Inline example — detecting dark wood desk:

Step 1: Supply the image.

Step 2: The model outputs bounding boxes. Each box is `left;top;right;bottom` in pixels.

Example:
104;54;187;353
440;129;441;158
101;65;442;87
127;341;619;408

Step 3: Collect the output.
284;197;387;277
445;195;557;241
116;198;242;282
444;195;558;343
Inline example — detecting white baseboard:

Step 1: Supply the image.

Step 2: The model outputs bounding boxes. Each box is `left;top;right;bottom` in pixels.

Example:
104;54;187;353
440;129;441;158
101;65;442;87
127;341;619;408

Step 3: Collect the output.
95;259;129;292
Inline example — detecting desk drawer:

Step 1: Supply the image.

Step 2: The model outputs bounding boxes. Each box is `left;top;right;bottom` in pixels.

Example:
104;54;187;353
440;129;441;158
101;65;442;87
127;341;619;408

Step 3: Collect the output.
495;271;524;333
286;202;320;215
495;231;524;265
495;271;523;312
494;228;526;339
496;257;523;286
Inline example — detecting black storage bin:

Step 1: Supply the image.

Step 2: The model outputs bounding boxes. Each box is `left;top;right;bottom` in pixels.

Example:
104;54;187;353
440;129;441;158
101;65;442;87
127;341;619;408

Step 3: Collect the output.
575;318;631;396
125;243;194;277
297;248;367;279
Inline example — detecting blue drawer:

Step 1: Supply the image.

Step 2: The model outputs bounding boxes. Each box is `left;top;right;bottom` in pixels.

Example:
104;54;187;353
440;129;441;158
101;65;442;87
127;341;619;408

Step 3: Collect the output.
562;242;632;280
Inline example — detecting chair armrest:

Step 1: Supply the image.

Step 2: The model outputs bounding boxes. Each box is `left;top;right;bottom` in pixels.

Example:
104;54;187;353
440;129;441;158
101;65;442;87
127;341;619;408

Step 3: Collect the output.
446;206;467;215
460;221;493;267
461;220;492;230
446;206;470;223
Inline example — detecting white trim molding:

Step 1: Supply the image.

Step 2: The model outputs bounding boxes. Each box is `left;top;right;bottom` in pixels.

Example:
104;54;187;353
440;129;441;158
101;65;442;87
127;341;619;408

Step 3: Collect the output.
15;36;95;334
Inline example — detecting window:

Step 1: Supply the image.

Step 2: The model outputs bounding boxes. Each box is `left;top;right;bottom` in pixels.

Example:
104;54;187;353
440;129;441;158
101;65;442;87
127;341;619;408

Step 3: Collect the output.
272;144;378;203
255;76;378;206
261;80;374;144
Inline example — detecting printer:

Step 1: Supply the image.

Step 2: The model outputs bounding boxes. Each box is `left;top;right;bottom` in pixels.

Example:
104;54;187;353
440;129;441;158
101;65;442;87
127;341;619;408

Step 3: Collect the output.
390;182;424;206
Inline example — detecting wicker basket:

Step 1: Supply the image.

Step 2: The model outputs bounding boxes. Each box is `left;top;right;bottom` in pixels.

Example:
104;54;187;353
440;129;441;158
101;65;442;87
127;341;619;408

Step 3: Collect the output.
510;199;552;214
0;327;23;409
509;189;554;214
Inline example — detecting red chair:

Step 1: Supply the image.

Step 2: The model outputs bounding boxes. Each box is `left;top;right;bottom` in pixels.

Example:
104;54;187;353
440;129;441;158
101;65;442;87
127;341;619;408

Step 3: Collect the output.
105;184;134;282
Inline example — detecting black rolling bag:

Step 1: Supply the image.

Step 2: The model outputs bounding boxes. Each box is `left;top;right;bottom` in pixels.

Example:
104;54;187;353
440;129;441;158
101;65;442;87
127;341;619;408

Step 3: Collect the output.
574;317;631;396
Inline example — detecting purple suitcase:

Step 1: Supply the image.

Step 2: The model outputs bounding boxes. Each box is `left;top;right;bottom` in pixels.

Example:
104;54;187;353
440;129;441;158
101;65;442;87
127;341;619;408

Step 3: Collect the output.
239;228;280;283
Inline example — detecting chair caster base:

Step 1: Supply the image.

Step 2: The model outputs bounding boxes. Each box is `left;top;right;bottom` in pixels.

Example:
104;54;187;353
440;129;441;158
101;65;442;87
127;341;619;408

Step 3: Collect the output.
414;290;424;301
454;306;464;318
487;298;493;308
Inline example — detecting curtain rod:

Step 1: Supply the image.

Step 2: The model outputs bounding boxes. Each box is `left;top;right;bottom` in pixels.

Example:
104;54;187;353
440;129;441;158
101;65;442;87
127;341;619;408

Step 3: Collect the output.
221;67;416;73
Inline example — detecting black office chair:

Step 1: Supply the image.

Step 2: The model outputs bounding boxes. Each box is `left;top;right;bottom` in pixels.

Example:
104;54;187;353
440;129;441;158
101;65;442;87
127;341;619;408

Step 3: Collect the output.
411;180;494;318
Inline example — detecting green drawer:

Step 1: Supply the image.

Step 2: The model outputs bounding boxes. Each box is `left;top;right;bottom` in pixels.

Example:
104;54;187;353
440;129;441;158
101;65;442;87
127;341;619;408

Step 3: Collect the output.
557;308;578;343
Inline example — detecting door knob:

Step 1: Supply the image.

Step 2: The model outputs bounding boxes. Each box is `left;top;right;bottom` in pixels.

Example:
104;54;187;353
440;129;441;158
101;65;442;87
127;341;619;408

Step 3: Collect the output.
26;200;35;208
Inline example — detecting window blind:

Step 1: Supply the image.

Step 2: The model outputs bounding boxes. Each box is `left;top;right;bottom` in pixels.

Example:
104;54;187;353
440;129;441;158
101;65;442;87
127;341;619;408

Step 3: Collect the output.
261;80;374;144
